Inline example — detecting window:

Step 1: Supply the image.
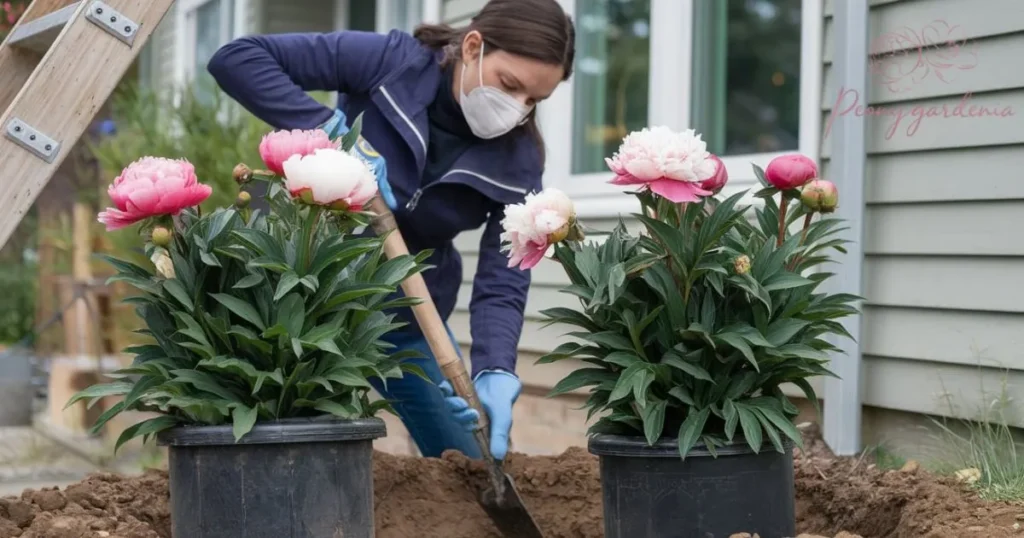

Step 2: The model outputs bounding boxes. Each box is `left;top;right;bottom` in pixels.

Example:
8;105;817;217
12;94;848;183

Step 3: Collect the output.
545;0;821;216
690;0;802;156
377;0;424;33
572;0;651;175
336;0;434;34
183;0;235;105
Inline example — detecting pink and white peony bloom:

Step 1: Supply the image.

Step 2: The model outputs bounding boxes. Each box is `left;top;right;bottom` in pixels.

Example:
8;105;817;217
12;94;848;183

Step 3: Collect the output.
764;154;818;190
605;126;719;203
97;157;212;231
259;129;335;176
698;154;729;195
282;148;378;211
501;188;577;271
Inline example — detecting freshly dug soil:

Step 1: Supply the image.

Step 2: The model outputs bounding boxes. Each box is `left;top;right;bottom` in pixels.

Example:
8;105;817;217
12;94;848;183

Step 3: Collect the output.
1;430;1021;538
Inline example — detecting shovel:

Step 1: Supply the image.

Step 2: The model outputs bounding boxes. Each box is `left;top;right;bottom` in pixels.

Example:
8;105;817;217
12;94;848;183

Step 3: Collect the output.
368;197;547;538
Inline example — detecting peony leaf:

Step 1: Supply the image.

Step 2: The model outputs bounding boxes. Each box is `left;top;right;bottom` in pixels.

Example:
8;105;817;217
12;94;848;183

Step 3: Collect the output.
549;368;617;397
677;407;710;460
114;416;180;454
274;272;302;301
231;405;259;442
737;404;763;453
641;398;668;446
211;293;267;330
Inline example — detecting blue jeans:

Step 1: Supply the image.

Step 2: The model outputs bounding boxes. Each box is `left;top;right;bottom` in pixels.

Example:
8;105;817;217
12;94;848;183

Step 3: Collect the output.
369;325;482;459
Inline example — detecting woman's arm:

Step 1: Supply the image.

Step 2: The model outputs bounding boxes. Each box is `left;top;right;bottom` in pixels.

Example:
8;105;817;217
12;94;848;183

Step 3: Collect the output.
207;30;407;130
468;206;531;378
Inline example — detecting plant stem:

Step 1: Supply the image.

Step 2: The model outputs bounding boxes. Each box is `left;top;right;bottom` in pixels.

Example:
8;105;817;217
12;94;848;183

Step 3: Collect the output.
776;195;788;247
296;205;323;275
799;212;814;246
787;212;817;271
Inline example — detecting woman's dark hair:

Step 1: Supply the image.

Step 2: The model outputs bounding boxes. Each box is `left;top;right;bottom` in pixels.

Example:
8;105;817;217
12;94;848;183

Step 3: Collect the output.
413;0;576;164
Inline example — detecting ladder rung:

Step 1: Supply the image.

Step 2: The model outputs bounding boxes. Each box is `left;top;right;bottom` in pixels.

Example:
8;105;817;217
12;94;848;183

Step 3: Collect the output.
7;2;82;55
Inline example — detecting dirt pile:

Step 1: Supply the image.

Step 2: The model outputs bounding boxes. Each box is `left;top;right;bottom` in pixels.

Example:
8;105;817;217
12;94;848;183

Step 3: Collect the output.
0;472;168;538
1;433;1022;538
375;446;603;538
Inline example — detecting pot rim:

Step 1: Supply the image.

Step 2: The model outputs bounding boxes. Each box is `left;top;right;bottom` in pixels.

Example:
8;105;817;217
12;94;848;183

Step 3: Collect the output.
157;416;387;447
588;433;795;458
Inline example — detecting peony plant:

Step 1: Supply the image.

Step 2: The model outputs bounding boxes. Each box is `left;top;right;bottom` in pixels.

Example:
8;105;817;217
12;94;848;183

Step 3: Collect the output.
68;115;429;450
506;126;860;459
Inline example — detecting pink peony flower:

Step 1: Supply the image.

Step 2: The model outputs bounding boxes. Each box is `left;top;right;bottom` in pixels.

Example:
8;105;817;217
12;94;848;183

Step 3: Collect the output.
282;148;378;211
259;129;335;176
97;157;212;231
501;188;577;271
605;126;719;203
800;179;839;213
698;154;729;195
764;154;818;190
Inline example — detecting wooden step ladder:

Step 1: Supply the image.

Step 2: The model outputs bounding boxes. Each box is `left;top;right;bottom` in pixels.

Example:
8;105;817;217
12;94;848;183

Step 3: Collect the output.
0;0;174;249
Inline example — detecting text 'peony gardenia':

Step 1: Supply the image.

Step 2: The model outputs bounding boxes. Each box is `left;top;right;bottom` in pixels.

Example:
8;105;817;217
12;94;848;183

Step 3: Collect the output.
97;157;212;231
501;188;578;271
764;154;818;190
259;129;335;176
605;126;719;203
282;148;378;211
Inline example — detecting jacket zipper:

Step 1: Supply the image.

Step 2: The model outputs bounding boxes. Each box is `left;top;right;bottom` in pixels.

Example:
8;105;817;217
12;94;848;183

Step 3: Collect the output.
405;169;529;212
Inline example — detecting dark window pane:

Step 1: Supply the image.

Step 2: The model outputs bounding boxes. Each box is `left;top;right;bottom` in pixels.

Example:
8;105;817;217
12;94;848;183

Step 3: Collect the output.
692;0;802;156
571;0;651;175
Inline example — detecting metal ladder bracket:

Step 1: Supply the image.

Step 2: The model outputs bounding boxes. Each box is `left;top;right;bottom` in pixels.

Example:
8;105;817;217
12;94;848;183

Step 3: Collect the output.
4;118;61;164
84;1;138;47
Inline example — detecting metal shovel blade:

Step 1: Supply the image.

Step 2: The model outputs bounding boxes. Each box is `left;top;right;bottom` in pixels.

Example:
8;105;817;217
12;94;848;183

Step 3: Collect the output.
479;471;546;538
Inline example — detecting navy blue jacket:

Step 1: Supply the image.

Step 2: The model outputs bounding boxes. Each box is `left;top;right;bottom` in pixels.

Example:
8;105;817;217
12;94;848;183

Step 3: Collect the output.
207;30;542;376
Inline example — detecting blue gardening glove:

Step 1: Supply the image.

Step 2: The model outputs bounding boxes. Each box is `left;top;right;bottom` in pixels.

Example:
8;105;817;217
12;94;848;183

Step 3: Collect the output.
320;109;397;210
439;370;522;461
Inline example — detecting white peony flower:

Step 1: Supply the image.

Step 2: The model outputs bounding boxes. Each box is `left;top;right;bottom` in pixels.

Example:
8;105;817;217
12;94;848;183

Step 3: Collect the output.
605;125;719;203
500;188;577;270
282;148;378;210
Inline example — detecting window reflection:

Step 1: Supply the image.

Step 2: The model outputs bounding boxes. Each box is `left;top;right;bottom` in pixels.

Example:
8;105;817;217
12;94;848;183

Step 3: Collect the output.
692;0;802;156
571;0;651;175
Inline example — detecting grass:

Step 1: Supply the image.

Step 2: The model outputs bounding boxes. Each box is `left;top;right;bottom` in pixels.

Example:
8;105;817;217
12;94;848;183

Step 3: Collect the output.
929;378;1024;502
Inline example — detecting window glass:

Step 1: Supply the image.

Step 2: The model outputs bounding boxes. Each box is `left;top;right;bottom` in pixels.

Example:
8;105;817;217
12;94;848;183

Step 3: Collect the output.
691;0;802;156
571;0;651;175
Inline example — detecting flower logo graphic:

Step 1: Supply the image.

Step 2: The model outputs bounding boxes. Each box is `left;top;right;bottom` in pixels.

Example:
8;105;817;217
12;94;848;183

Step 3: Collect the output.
868;19;978;93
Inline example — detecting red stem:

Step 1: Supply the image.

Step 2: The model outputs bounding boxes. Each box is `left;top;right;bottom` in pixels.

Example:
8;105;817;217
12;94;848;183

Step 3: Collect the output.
777;196;788;247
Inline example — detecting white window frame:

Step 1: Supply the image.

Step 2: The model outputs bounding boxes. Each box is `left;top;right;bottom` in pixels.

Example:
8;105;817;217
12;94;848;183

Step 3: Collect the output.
540;0;824;218
334;0;441;33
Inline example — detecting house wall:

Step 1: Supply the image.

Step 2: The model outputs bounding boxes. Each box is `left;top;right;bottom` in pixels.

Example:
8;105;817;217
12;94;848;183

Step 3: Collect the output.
820;0;1024;435
443;0;1024;459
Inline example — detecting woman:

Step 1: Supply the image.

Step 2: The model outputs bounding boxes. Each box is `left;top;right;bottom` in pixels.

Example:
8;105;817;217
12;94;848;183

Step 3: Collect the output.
207;0;575;461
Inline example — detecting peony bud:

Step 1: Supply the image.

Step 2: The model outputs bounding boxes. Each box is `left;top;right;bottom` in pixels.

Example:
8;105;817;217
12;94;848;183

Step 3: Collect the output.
233;163;253;185
764;154;818;190
151;250;175;279
733;255;751;275
235;191;252;209
800;179;839;213
151;226;172;248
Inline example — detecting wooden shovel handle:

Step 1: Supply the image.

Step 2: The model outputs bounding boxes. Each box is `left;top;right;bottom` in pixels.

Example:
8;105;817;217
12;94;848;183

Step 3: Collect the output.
367;197;492;444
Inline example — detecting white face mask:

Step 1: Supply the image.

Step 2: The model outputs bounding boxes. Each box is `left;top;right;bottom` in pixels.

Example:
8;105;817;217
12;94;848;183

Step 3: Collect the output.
459;42;533;139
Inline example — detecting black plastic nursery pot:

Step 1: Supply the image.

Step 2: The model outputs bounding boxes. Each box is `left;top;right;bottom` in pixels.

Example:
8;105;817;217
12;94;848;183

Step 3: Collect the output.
157;417;386;538
589;434;795;538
